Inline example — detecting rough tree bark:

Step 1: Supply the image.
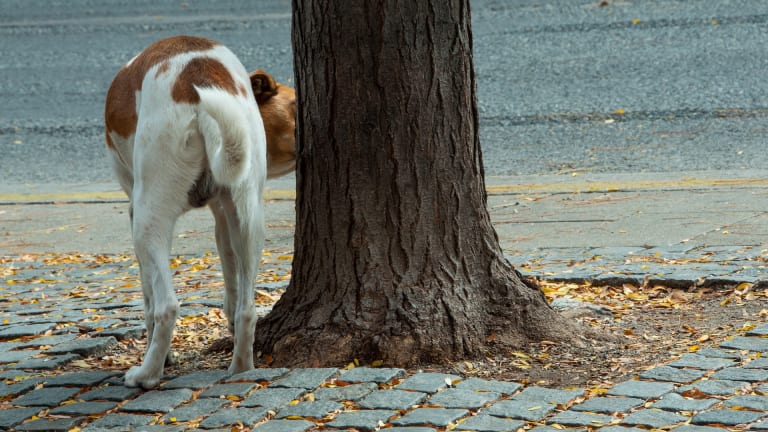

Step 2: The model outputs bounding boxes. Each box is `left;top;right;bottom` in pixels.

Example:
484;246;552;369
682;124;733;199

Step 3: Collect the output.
253;0;580;366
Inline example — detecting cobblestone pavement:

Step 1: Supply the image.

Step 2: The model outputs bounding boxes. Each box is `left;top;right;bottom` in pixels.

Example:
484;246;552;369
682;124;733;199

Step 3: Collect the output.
2;252;768;431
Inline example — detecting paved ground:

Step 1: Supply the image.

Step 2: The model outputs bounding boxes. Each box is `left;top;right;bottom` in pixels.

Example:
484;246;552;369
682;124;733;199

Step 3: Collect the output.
2;171;768;431
2;0;768;430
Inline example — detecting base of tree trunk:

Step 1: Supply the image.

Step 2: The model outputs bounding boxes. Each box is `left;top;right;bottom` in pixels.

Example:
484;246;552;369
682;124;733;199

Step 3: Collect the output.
253;262;596;368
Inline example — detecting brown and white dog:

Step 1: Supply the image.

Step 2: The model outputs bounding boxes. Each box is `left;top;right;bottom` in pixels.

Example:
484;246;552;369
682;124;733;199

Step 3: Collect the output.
104;35;295;388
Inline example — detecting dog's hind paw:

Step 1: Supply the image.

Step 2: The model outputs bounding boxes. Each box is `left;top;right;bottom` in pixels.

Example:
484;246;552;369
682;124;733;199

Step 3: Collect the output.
125;365;162;389
228;360;254;377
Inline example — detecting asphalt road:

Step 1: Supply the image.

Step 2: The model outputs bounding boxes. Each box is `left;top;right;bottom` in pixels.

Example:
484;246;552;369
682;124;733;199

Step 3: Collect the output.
1;0;767;186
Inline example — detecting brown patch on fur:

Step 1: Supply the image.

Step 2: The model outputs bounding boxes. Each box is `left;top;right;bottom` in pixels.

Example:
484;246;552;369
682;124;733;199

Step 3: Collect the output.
250;69;278;104
105;36;219;141
155;61;170;78
258;81;297;178
172;57;239;104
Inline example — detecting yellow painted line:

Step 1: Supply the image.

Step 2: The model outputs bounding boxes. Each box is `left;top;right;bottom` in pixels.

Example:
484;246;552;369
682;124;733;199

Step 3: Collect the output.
0;191;127;203
0;188;297;204
1;178;764;204
486;177;768;195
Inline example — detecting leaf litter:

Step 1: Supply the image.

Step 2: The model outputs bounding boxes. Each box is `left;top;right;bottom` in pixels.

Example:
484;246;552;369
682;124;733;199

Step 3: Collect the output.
2;252;768;429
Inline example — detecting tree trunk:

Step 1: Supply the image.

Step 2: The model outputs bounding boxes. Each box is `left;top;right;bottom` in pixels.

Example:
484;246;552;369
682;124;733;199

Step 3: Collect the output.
254;0;578;367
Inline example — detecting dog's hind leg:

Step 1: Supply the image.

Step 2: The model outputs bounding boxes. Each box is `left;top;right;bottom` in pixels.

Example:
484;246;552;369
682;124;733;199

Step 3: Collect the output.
212;185;264;375
124;178;185;389
210;200;237;334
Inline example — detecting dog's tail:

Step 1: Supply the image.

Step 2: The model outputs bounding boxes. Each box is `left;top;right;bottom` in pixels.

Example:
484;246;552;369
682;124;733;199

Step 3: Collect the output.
194;86;252;185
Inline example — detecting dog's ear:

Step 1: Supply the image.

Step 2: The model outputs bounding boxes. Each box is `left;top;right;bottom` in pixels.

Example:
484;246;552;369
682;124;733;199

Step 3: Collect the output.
250;69;278;104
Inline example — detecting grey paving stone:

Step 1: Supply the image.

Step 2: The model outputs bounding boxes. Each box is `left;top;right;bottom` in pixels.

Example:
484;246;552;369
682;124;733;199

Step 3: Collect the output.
571;396;644;413
396;372;462;393
275;400;343;419
0;322;56;338
358;389;428;410
240;387;306;409
183;427;232;432
691;409;765;425
199;407;270;429
608;380;675;399
114;426;187;432
160;398;229;423
639;366;707;383
162;370;228;390
677;380;748;396
486;399;557;421
80;384;142;401
14;417;83;432
340;366;406;383
672;426;731;432
13;386;80;406
744;357;768;368
621;409;688;428
724;395;768;410
428;388;501;409
10;353;81;370
391;407;469;427
46;336;117;357
668;354;737;370
252;419;316;432
528;427;586;432
0;377;44;399
696;348;742;359
269;367;339;389
226;367;289;382
753;420;768;430
314;382;378;401
0;407;40;430
0;369;39;380
0;349;41;363
548;411;614;427
95;325;144;340
454;377;522;395
746;323;768;336
326;409;399;430
78;318;124;331
711;367;768;382
13;334;78;348
49;400;118;415
650;392;719;412
120;388;194;413
0;341;22;352
377;428;437;432
720;336;768;352
199;381;259;398
454;414;525;432
513;386;584;404
599;427;645;432
81;413;152;430
44;370;119;387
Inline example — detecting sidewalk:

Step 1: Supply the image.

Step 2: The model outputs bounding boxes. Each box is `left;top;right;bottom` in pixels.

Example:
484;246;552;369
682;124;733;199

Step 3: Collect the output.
2;170;768;431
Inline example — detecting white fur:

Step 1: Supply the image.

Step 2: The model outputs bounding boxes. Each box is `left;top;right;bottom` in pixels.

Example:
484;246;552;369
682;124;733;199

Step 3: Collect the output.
107;42;265;389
